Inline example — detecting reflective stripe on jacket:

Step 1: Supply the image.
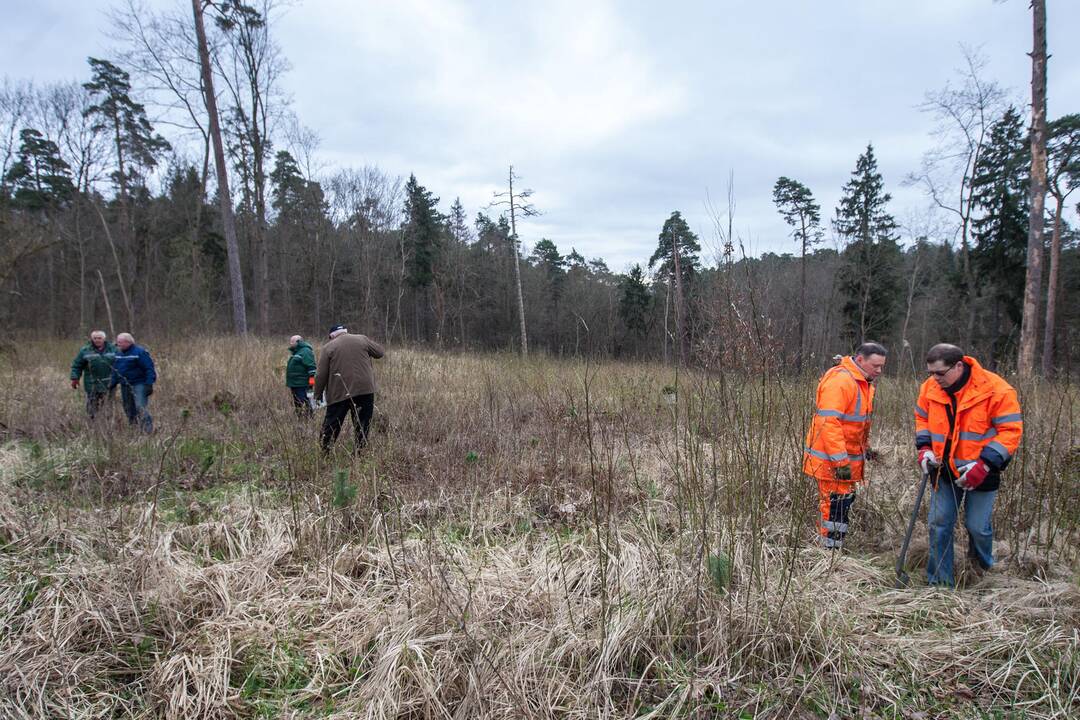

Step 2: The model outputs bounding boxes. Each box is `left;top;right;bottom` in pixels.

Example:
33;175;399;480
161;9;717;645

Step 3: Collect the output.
914;355;1022;482
803;356;874;481
70;342;117;393
110;344;157;388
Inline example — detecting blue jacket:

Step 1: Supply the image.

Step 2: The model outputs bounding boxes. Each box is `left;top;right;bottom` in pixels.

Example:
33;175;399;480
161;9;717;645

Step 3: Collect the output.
110;344;157;388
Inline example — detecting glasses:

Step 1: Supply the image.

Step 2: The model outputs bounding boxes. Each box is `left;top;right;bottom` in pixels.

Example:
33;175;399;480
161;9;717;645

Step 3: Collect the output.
927;363;958;377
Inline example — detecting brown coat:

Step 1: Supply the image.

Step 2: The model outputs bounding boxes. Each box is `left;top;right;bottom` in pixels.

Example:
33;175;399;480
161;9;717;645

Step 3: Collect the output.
313;333;385;406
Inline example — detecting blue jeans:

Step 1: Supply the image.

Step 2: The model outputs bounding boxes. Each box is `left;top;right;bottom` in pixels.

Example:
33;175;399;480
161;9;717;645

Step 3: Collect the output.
120;383;153;432
927;481;996;586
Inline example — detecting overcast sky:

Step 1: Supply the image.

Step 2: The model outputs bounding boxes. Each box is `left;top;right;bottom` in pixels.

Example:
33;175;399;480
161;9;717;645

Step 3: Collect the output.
2;0;1078;271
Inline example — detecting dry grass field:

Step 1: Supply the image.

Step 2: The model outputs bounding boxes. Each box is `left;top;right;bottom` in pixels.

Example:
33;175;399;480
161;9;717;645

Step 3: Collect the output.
1;338;1078;719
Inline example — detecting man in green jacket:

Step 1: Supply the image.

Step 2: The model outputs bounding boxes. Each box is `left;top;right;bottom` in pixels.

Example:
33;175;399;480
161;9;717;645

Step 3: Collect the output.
70;330;116;419
286;335;317;417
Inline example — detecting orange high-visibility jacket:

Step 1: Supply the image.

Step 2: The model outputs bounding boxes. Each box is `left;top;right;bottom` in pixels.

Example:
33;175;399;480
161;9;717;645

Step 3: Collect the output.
803;356;875;481
915;356;1022;478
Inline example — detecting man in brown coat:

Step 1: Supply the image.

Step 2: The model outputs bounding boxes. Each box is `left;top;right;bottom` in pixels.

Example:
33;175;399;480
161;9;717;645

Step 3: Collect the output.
313;324;385;453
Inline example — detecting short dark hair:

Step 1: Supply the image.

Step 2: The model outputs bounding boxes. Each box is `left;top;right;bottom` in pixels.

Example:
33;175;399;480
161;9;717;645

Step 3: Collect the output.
855;342;888;358
925;343;965;366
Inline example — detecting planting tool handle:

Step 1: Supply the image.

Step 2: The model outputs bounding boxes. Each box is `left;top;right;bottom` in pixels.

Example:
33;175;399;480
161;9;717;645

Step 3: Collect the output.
895;471;930;582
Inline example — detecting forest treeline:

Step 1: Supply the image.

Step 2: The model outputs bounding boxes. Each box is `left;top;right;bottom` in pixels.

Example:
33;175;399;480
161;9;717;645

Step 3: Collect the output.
1;1;1077;375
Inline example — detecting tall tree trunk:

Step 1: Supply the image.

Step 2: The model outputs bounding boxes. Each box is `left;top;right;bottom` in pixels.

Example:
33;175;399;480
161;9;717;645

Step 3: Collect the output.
93;201;136;331
254;149;269;333
190;134;210;323
1019;0;1048;376
75;194;86;331
1041;197;1063;376
671;224;685;367
96;269;116;338
508;167;528;357
192;0;247;334
797;218;808;372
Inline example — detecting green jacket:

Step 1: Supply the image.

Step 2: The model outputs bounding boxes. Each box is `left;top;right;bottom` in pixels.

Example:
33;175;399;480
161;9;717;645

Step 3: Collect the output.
285;340;317;388
71;341;117;393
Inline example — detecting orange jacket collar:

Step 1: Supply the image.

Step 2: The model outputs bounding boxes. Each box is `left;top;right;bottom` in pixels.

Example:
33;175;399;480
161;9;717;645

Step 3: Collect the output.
840;355;870;383
922;355;994;410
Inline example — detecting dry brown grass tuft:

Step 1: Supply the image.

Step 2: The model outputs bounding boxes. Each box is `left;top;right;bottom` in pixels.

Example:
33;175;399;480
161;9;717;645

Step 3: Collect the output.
0;337;1077;718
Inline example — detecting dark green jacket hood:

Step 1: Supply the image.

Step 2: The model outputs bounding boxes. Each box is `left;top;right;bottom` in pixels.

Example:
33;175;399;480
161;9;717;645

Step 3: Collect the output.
286;340;317;388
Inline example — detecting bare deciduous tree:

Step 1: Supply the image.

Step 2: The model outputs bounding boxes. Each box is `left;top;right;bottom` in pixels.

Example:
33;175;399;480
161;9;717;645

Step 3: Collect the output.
909;48;1005;348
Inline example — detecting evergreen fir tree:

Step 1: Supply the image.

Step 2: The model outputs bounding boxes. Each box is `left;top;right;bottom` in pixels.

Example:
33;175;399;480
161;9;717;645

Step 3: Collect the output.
402;173;442;288
970;106;1030;360
618;264;651;340
833;144;902;345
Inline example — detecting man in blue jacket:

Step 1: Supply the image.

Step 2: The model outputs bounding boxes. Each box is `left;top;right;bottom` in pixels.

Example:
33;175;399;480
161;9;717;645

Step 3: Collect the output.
110;332;157;432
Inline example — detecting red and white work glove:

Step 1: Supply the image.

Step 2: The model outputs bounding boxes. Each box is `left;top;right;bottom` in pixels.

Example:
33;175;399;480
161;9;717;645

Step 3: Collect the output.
70;379;79;389
917;448;939;474
957;462;990;491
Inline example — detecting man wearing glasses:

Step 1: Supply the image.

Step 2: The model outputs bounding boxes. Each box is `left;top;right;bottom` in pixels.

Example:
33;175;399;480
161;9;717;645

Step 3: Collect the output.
803;342;887;550
915;343;1023;586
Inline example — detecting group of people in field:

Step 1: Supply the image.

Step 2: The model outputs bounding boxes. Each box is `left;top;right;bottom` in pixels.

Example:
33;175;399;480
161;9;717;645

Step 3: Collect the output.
284;325;385;452
70;331;157;432
70;324;385;454
72;327;1019;587
803;341;1024;587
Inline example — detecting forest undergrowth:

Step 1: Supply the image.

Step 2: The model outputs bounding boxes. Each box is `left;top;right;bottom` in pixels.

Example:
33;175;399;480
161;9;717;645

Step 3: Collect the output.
1;338;1078;719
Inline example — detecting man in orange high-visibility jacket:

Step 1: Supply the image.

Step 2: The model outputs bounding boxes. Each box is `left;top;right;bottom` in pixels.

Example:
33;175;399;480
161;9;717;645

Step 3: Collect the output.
804;342;887;549
916;343;1023;586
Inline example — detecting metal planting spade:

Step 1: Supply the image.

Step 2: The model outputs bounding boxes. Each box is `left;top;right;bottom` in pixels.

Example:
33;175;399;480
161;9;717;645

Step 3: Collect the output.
895;471;930;588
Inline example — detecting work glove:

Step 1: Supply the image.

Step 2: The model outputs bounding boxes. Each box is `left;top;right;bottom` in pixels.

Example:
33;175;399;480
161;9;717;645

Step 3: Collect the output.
957;461;989;491
308;375;315;387
865;448;882;462
833;464;852;481
70;379;79;389
145;385;154;396
918;448;939;474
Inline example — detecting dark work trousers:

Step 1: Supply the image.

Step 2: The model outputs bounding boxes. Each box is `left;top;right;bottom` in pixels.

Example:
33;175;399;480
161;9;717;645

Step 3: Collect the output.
321;393;374;453
85;388;114;419
289;386;312;417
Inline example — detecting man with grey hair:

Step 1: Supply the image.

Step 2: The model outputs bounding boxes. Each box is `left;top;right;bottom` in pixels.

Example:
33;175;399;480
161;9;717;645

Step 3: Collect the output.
109;332;157;433
285;334;317;416
70;330;116;419
313;324;385;453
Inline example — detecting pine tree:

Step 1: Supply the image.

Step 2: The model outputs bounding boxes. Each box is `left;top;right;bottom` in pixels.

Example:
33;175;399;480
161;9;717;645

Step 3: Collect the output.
833;144;902;345
649;211;700;364
530;239;567;300
648;211;701;284
4;128;75;212
773;176;822;369
83;57;170;198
